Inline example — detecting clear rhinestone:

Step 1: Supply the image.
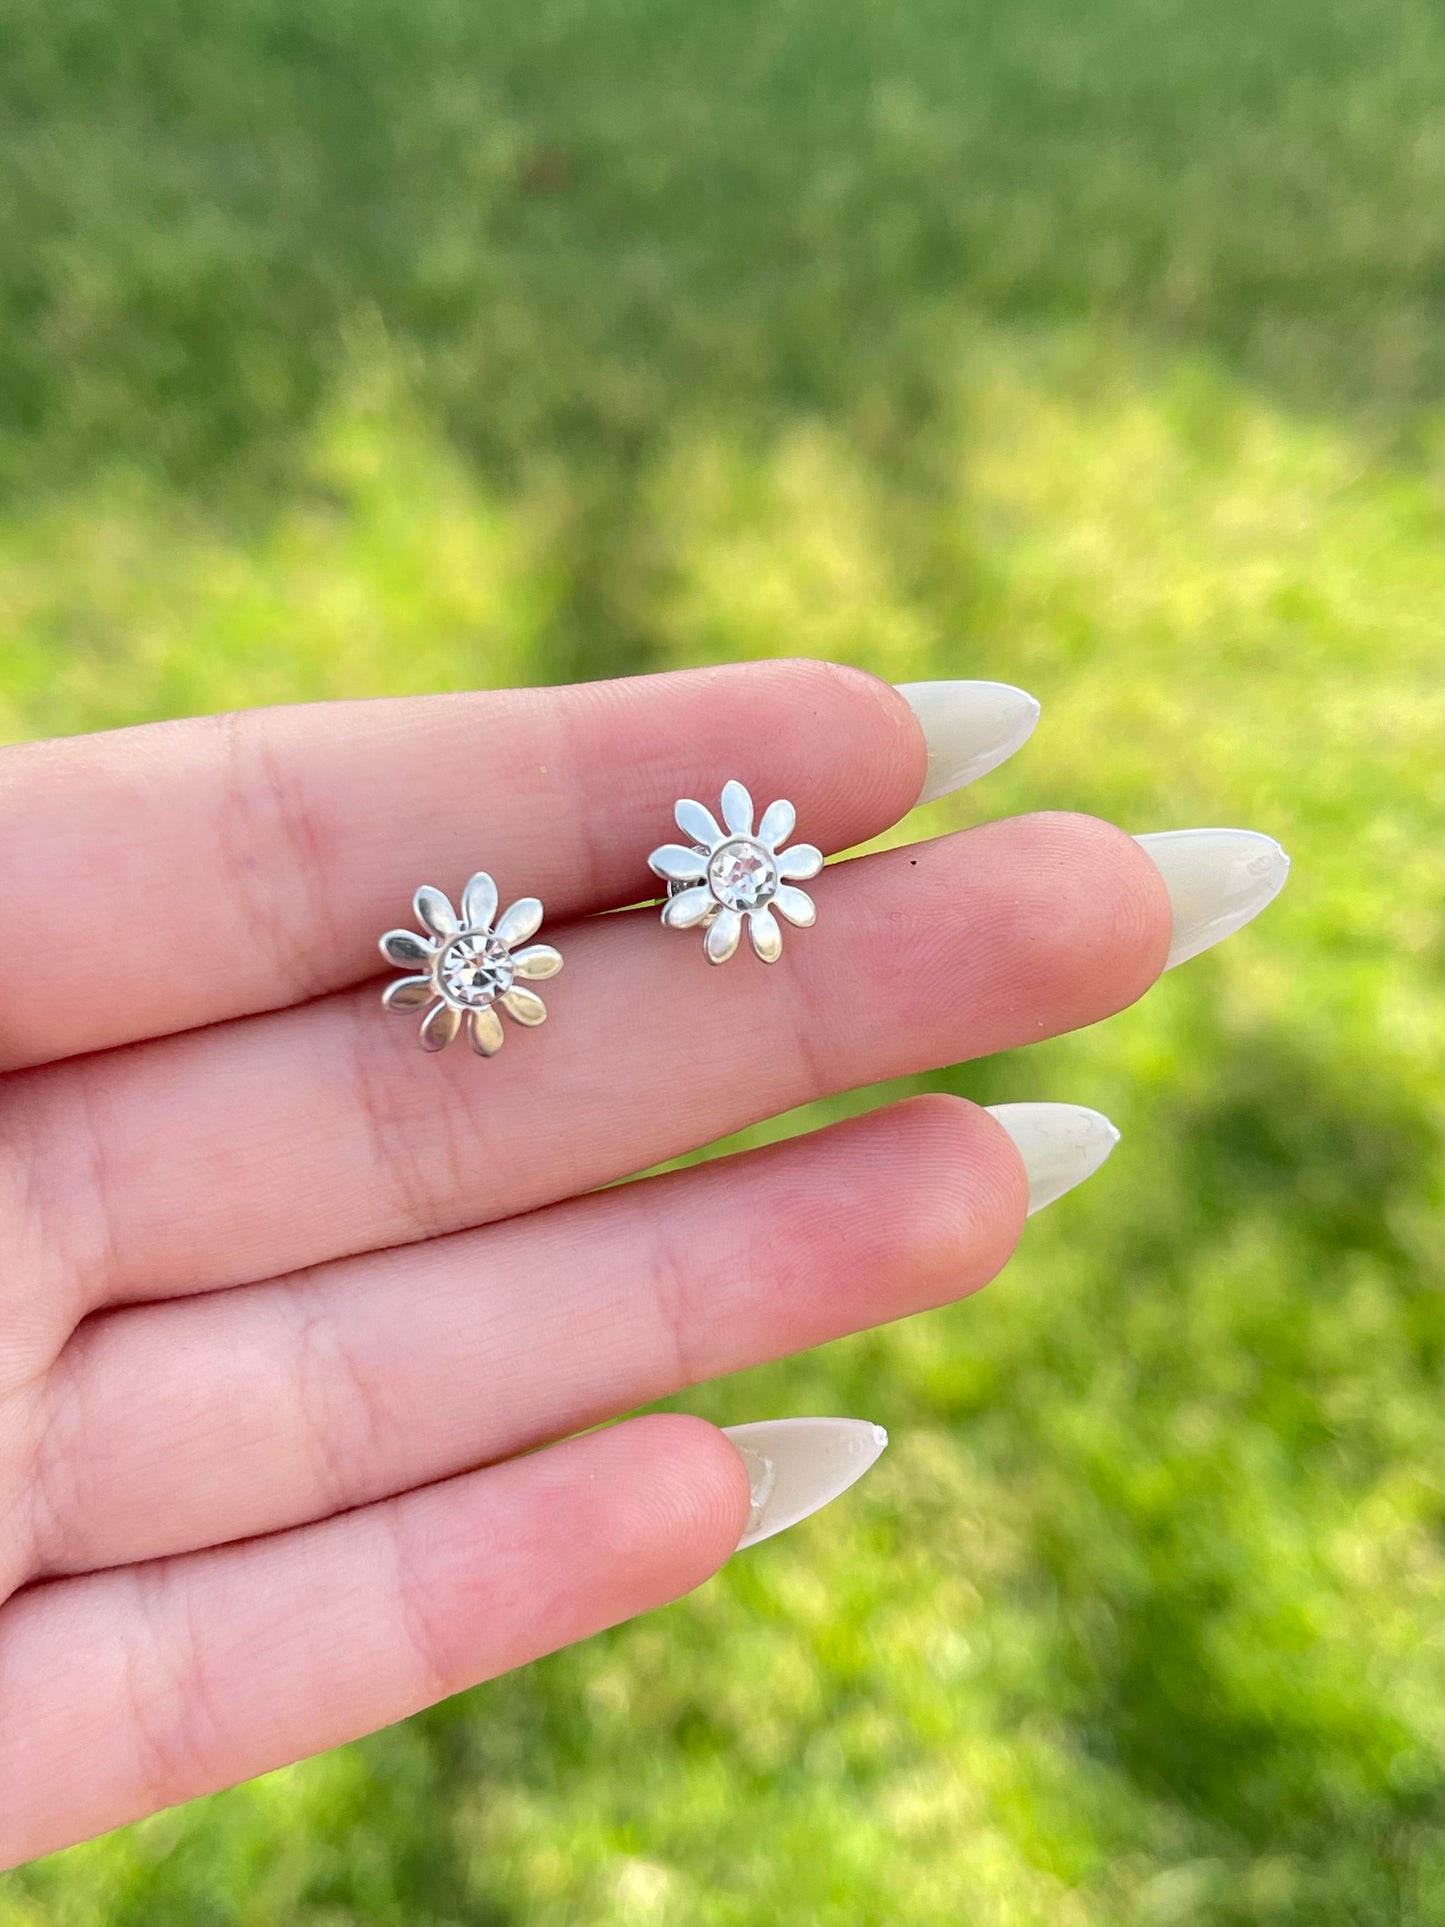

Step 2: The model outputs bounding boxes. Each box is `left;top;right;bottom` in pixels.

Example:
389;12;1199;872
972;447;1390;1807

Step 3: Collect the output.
438;933;514;1007
708;839;777;911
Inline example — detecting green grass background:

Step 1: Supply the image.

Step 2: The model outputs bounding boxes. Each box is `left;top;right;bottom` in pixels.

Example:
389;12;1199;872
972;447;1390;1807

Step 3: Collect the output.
0;0;1440;1919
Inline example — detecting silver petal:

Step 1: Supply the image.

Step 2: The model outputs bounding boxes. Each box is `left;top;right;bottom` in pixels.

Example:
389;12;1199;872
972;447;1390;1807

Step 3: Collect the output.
748;907;784;963
757;798;796;849
382;974;435;1011
501;986;548;1026
720;780;754;836
648;843;709;883
468;1006;505;1057
420;1000;462;1052
773;885;817;928
512;944;563;981
494;897;544;949
776;843;824;881
675;798;723;847
704;906;743;964
380;928;432;969
414;886;459;941
662;886;714;930
462;871;499;932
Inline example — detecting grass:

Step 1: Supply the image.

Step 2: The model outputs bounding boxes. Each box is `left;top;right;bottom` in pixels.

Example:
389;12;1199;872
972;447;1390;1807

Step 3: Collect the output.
0;0;1440;1921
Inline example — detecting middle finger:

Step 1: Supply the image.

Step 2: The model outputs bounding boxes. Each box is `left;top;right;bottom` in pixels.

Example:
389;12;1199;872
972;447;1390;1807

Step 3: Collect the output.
28;810;1170;1324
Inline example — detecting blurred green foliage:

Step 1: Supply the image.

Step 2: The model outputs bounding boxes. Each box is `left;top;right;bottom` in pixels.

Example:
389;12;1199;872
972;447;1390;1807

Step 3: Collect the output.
0;0;1440;1921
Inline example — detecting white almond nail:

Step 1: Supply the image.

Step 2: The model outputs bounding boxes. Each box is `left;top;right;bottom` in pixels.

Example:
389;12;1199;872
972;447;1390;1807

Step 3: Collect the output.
986;1102;1120;1214
722;1417;889;1549
896;680;1041;804
1136;829;1291;970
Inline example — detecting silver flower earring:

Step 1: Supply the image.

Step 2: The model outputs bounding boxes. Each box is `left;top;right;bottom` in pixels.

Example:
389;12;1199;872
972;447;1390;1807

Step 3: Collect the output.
379;873;562;1055
648;781;822;964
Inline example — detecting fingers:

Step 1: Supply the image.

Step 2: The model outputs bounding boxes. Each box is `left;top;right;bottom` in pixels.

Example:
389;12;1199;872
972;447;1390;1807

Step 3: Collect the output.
0;660;925;1069
0;1417;749;1868
16;811;1169;1333
26;1098;1026;1578
18;812;1171;1329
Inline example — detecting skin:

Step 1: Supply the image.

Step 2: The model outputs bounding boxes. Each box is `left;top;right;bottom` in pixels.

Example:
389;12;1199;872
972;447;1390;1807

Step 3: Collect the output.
0;659;1174;1865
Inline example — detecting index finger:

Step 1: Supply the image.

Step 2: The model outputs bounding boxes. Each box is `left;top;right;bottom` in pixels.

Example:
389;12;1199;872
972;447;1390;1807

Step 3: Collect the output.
0;661;928;1068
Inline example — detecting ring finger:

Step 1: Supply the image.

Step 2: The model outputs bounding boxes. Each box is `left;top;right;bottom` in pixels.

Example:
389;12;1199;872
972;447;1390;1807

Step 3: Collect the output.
28;1095;1032;1578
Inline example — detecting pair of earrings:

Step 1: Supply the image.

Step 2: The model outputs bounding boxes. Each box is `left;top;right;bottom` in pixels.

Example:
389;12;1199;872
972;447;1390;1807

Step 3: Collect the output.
379;781;822;1056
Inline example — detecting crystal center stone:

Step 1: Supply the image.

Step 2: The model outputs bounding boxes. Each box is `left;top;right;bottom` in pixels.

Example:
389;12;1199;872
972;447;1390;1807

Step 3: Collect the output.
708;839;777;912
439;933;514;1007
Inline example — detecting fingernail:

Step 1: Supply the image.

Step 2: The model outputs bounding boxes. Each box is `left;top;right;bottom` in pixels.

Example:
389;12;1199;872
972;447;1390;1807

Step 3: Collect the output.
896;680;1041;804
1136;829;1291;970
722;1417;889;1550
986;1102;1120;1214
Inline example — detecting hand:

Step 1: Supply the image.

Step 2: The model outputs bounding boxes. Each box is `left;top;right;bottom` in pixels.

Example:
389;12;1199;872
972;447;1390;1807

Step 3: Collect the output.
0;660;1287;1863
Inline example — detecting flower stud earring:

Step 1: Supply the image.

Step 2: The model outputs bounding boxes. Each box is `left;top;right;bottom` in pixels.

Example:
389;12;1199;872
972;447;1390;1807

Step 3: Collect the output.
379;873;562;1055
648;781;823;964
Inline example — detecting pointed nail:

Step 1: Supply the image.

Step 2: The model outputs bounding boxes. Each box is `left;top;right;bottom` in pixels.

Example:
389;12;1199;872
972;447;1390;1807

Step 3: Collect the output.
986;1102;1120;1214
896;680;1041;804
722;1417;889;1550
1136;829;1291;970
